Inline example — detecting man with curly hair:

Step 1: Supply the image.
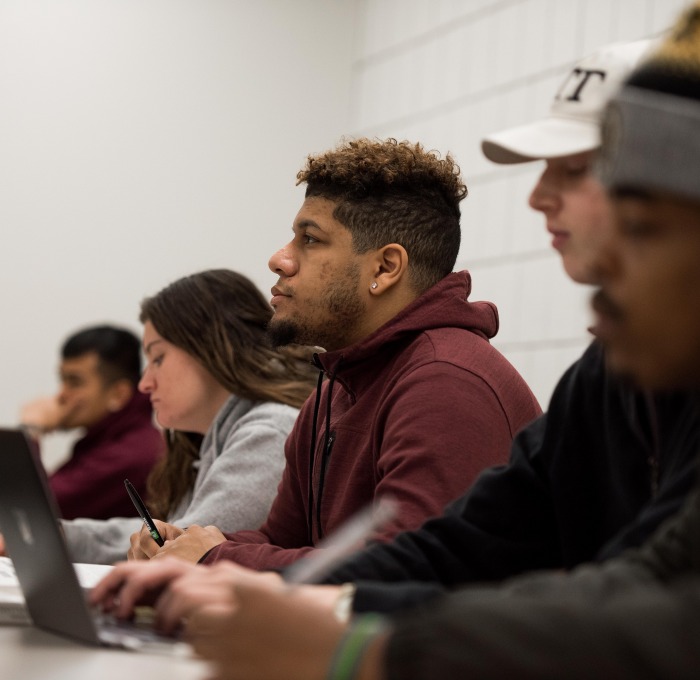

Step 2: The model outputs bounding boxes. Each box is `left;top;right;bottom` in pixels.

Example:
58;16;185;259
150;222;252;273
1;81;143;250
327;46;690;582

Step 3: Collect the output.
127;137;541;568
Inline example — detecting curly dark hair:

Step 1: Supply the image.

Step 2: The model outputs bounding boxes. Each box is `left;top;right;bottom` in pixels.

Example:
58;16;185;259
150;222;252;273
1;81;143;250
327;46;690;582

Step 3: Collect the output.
297;138;467;293
140;269;317;518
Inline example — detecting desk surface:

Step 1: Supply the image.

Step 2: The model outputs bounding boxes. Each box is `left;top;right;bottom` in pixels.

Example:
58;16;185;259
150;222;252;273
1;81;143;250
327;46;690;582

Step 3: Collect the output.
0;625;209;680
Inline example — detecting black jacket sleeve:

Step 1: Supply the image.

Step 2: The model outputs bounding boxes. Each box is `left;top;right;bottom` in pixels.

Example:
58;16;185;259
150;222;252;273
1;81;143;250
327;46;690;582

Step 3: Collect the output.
385;484;700;680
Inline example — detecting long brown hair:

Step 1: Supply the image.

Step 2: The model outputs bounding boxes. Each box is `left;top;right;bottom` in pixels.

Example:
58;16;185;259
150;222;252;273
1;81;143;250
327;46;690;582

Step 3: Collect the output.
141;269;317;518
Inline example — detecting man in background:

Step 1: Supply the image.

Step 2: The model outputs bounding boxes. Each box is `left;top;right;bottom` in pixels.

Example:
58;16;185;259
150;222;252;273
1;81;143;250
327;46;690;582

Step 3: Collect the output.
20;325;163;520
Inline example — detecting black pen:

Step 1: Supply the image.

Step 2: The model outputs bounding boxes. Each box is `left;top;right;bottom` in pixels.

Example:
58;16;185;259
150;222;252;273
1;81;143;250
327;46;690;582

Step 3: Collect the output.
124;478;165;547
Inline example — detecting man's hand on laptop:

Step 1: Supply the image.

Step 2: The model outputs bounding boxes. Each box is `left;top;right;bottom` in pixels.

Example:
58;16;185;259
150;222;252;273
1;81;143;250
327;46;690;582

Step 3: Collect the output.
89;558;199;621
89;558;284;636
129;521;227;563
155;561;283;635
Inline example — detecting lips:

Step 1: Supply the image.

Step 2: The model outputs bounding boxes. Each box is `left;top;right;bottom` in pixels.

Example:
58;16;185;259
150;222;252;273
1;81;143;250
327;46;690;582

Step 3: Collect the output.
270;284;291;308
547;226;569;251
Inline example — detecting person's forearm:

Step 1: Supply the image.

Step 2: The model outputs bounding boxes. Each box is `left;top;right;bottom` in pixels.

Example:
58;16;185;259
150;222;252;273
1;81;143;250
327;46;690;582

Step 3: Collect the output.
201;538;318;569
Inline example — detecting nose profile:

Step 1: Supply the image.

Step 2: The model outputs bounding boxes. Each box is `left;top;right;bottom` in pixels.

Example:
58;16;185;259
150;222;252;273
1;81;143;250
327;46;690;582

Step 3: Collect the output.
529;166;560;214
138;368;153;394
268;243;296;276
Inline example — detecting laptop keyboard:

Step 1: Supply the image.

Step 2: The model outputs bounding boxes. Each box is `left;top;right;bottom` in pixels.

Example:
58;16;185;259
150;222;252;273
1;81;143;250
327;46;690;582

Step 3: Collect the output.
93;611;187;654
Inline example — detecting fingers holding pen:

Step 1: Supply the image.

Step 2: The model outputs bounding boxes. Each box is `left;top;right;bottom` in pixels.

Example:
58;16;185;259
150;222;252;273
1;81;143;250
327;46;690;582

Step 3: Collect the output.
127;526;152;561
128;520;185;560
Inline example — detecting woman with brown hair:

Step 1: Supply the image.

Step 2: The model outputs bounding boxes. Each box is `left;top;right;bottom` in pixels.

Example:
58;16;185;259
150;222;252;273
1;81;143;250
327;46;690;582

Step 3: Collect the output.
61;269;317;564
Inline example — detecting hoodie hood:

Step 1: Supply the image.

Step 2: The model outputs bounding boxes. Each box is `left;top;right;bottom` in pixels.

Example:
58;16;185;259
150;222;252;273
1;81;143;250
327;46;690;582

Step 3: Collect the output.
314;271;498;380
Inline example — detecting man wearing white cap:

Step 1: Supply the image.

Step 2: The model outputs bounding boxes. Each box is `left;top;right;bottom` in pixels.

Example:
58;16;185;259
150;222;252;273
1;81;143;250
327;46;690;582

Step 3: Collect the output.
482;39;653;283
87;38;700;630
303;38;700;615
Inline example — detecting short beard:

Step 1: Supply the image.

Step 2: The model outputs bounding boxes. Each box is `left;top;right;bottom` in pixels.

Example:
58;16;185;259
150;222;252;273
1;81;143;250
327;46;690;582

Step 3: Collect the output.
266;261;366;351
267;319;302;349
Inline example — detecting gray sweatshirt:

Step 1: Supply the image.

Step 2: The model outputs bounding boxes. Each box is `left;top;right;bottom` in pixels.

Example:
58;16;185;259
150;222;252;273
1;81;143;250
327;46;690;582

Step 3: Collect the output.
62;395;297;564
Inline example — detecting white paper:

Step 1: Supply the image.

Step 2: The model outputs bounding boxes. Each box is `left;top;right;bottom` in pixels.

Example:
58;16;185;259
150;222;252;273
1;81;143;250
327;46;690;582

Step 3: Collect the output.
0;556;114;625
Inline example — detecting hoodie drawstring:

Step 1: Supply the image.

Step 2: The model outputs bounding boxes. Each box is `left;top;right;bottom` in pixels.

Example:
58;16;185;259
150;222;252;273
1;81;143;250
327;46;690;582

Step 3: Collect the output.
316;371;337;541
307;356;340;544
307;368;325;543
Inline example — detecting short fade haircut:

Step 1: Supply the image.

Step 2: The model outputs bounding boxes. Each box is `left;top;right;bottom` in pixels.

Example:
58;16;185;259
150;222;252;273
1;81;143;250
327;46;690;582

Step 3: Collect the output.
296;138;467;294
61;325;141;387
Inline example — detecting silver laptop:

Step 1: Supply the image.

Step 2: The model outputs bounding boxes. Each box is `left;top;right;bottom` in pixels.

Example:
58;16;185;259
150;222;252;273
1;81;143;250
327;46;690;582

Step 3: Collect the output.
0;428;182;652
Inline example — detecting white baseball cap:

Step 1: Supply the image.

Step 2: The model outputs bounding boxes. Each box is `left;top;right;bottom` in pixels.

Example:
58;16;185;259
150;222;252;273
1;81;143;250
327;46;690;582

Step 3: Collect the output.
481;39;654;164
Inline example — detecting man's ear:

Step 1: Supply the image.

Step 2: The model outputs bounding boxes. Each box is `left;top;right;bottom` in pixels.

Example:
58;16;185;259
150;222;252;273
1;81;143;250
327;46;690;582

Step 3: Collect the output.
368;243;409;294
105;379;134;412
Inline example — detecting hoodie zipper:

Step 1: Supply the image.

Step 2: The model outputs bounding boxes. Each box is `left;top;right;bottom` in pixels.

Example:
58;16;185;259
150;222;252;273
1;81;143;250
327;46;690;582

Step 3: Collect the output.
315;431;336;541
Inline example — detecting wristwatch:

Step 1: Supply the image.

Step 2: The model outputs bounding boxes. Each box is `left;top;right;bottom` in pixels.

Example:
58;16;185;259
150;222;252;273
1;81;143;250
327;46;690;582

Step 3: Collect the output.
333;583;357;623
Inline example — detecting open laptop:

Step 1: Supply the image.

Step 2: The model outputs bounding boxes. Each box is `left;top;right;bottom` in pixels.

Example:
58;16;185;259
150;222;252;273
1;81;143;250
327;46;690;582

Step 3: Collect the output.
0;428;183;653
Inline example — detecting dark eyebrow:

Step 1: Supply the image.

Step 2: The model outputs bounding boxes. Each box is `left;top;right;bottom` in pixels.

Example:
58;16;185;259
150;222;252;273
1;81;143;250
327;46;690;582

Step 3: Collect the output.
293;219;324;233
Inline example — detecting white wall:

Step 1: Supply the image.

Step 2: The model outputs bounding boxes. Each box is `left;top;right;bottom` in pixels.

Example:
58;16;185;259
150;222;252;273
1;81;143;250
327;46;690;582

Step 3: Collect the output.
0;0;356;436
349;0;690;407
1;0;693;443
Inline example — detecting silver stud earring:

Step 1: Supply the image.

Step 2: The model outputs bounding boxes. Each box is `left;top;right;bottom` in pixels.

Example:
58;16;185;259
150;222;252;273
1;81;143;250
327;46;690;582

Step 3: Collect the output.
371;282;378;289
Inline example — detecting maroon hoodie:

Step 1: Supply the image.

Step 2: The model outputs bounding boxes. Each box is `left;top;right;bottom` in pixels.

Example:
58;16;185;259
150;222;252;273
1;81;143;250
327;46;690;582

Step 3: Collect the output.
49;391;164;520
202;271;541;569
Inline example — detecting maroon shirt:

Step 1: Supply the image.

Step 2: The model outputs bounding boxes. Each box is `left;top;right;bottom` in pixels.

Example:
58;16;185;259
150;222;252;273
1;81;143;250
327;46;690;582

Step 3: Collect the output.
49;391;164;520
202;271;541;569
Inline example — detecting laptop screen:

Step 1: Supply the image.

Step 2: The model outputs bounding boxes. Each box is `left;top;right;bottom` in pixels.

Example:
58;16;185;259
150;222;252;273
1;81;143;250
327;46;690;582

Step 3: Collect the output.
0;428;102;644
